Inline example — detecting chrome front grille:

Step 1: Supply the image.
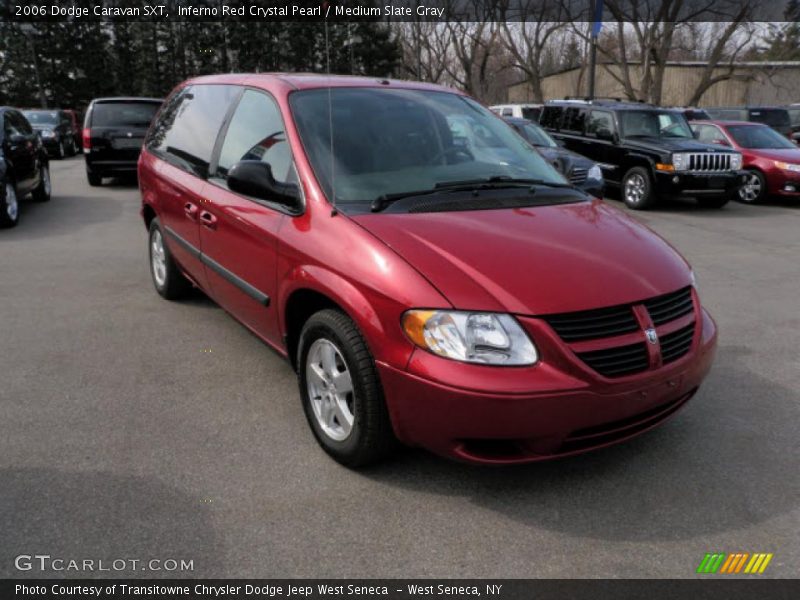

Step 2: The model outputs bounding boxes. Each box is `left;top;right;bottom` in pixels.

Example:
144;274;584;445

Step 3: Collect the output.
569;167;588;184
687;153;731;172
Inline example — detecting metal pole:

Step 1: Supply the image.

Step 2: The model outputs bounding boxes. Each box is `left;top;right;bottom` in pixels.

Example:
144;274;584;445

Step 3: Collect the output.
588;34;597;100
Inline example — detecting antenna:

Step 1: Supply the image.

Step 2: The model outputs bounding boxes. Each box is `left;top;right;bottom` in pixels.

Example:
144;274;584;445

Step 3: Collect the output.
325;20;337;216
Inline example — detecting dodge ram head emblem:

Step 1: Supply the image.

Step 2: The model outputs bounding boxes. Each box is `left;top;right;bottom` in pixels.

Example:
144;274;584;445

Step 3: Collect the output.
645;328;659;344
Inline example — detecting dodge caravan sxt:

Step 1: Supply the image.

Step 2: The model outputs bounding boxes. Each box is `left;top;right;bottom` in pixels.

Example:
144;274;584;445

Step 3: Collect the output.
138;74;717;467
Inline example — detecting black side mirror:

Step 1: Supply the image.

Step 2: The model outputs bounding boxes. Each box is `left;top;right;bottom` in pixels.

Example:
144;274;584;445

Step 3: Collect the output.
228;160;301;212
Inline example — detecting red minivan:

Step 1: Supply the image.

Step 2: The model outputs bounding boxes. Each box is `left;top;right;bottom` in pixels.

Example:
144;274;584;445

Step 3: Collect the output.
139;74;717;467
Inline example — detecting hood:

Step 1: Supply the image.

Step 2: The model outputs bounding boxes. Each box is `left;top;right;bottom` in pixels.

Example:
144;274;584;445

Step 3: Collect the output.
536;146;594;170
352;200;691;315
628;137;735;153
745;147;800;162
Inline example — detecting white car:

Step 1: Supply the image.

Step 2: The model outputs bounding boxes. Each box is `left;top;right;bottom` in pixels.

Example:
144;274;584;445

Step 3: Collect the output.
489;103;544;121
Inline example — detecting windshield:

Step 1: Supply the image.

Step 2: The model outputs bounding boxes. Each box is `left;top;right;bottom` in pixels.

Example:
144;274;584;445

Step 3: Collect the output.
727;125;797;149
620;110;693;139
92;102;160;128
289;88;568;209
23;110;59;126
789;108;800;127
521;123;557;148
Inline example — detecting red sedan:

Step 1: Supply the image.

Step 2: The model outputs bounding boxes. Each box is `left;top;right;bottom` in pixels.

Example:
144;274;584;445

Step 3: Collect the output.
139;74;717;466
691;120;800;203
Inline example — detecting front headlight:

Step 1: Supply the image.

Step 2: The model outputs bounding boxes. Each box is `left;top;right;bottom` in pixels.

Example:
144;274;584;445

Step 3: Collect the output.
671;152;688;171
587;164;603;181
730;153;743;170
775;160;800;173
41;129;55;138
402;310;538;366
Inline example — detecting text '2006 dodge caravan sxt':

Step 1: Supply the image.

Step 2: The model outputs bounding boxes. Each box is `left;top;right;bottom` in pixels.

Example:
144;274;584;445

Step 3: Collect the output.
139;74;717;467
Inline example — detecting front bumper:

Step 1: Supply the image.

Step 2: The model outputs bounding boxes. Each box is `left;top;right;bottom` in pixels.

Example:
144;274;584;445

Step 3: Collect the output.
655;170;747;198
378;307;717;465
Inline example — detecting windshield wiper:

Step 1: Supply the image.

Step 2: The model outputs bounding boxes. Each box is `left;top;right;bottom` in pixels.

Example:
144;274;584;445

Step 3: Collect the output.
370;177;572;213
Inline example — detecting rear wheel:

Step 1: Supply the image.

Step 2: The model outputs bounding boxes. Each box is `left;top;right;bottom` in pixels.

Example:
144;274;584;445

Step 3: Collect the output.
0;181;20;228
738;169;766;204
622;166;657;210
87;167;102;187
31;164;51;202
298;309;396;467
149;218;191;300
57;140;65;159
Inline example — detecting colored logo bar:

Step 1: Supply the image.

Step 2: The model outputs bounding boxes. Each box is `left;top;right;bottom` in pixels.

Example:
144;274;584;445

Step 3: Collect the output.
697;553;773;574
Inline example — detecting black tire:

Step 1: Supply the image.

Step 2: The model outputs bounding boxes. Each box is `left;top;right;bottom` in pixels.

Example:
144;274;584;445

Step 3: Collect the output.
57;140;65;159
697;196;730;209
0;180;20;228
148;218;191;300
297;309;396;467
622;166;657;210
68;138;77;156
87;167;102;187
31;164;51;202
737;169;767;204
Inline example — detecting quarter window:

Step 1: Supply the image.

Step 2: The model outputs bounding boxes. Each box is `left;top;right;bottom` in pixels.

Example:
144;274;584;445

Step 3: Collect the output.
146;84;239;178
216;89;294;185
539;106;564;130
562;107;586;133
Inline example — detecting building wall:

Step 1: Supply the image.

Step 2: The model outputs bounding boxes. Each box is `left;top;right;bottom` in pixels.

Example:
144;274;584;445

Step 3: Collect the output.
508;64;800;106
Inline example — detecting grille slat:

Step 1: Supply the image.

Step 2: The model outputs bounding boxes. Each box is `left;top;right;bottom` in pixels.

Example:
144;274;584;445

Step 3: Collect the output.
577;343;649;378
569;167;588;184
544;306;638;342
643;287;694;326
660;322;695;364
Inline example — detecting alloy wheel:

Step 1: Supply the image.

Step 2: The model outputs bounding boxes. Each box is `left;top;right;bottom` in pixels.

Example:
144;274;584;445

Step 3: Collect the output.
739;172;762;203
5;183;18;221
150;229;167;287
305;338;355;442
625;173;646;205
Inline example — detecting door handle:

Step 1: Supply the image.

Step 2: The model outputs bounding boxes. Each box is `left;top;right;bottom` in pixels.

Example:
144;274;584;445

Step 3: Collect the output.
200;210;217;230
184;202;198;220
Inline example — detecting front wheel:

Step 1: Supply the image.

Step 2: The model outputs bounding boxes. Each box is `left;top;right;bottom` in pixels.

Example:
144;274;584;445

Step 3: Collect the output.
31;164;51;202
622;166;657;210
57;140;65;159
0;181;20;228
738;169;766;204
297;309;396;467
148;218;191;300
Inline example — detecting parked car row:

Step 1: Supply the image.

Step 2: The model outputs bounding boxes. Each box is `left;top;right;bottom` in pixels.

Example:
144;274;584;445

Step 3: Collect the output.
0;107;51;228
22;109;79;159
499;98;800;207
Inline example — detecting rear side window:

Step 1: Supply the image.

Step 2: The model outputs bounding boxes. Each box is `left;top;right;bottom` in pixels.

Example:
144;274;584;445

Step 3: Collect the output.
521;107;541;121
146;85;239;177
586;110;615;137
539;106;563;130
501;108;513;117
91;102;160;128
562;107;586;133
215;89;294;184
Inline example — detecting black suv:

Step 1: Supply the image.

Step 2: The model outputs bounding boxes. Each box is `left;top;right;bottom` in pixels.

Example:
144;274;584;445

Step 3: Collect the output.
22;109;78;159
83;97;163;186
539;100;745;209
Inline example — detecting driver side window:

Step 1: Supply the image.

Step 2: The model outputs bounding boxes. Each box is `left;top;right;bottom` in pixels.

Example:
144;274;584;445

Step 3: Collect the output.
216;90;294;184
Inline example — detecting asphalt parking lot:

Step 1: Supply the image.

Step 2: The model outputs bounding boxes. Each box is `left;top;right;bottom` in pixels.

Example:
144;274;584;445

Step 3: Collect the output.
1;156;798;579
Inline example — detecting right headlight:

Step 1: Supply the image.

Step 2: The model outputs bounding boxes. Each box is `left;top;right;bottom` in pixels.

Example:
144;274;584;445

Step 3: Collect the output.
402;310;538;366
671;152;688;171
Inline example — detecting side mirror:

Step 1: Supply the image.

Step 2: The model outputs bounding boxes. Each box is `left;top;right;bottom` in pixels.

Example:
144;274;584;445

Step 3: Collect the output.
712;139;731;147
228;160;301;212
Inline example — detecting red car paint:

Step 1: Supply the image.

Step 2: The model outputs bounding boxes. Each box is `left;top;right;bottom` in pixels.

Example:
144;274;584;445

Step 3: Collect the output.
692;120;800;198
139;74;717;465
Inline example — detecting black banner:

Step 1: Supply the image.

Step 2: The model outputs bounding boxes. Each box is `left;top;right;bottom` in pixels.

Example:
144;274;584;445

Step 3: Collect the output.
2;580;800;600
0;0;797;23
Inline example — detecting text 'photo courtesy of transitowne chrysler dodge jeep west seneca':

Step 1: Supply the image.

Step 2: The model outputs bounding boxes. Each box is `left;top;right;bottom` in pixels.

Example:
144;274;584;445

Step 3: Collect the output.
138;74;717;467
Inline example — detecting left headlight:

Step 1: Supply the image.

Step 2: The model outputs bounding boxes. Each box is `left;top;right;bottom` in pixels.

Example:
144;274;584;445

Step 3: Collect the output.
730;153;743;170
587;164;603;181
41;129;55;138
775;160;800;173
402;310;538;366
